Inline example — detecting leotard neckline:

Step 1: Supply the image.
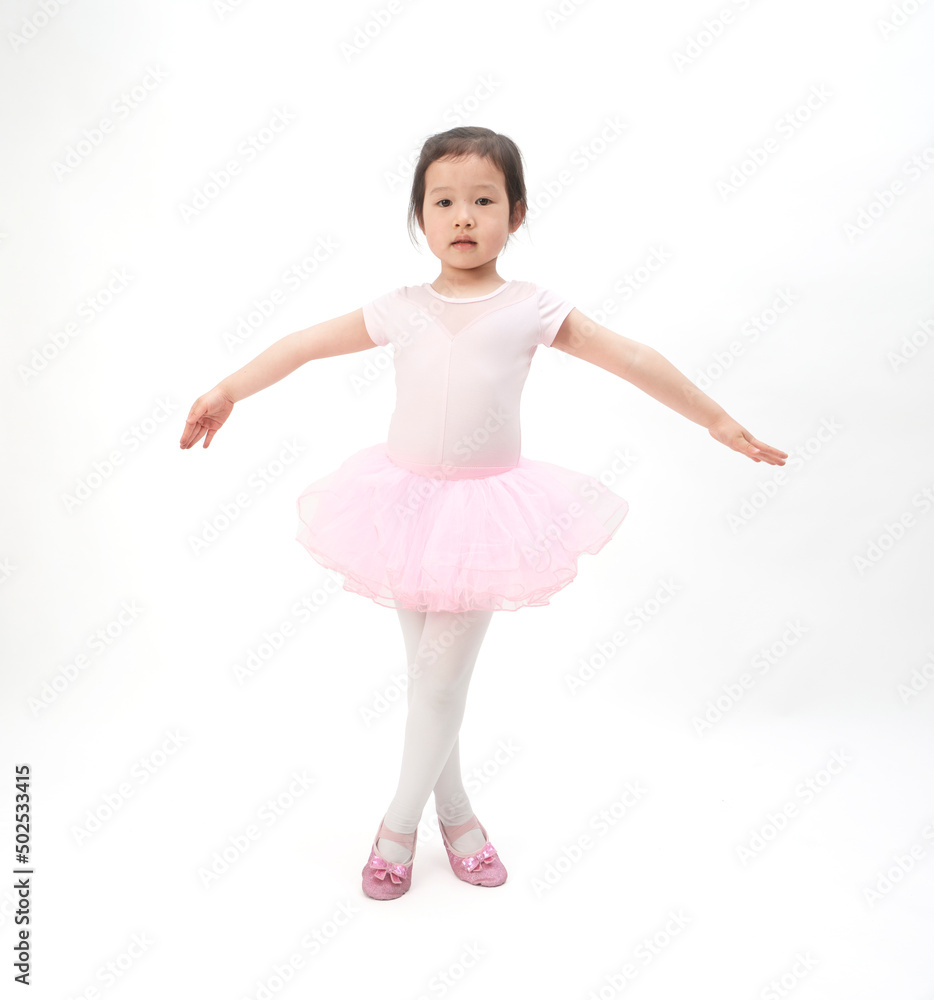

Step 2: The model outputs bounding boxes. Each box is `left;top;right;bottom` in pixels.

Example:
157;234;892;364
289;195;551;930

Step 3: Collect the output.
423;281;512;303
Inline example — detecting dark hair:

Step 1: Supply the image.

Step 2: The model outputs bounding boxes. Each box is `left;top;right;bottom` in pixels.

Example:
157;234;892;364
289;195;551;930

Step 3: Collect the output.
407;127;528;254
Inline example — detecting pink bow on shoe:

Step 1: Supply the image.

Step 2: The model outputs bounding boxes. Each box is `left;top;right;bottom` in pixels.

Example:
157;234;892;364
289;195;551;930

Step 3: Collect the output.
460;844;498;873
370;856;408;883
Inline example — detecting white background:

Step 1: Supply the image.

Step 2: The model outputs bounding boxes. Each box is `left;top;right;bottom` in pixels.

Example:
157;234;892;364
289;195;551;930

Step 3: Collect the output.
2;0;933;997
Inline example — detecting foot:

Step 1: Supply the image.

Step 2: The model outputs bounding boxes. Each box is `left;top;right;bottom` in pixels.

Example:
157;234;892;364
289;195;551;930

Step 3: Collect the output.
377;824;416;865
438;814;507;887
363;818;418;900
440;816;486;855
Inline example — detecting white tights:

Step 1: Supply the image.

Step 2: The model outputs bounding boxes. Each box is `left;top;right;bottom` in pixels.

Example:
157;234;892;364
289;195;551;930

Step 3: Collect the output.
377;607;495;863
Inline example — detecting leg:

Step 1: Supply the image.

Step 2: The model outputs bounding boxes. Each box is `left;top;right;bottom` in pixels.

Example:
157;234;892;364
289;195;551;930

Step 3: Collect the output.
378;608;494;863
395;609;479;832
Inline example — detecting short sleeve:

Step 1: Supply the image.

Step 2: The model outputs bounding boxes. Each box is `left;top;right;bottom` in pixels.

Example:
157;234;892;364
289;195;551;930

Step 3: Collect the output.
536;285;575;347
361;289;397;347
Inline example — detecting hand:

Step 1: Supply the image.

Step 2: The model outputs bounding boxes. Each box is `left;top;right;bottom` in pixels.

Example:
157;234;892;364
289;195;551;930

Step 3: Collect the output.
179;385;235;449
708;416;788;465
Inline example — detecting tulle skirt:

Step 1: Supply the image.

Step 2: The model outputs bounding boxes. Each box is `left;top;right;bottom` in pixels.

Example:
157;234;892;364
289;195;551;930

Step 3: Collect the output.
295;442;628;613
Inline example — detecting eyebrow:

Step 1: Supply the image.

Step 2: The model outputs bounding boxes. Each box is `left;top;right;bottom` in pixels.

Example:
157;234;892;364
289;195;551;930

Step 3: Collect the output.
428;184;499;194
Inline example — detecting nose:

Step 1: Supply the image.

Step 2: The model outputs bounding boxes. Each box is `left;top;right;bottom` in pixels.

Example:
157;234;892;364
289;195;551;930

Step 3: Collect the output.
454;201;475;228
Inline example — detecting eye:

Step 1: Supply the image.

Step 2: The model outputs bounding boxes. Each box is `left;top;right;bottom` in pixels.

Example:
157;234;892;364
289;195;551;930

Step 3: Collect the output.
434;197;494;207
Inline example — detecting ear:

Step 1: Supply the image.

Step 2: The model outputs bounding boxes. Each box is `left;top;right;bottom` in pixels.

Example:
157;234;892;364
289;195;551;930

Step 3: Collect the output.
510;202;526;232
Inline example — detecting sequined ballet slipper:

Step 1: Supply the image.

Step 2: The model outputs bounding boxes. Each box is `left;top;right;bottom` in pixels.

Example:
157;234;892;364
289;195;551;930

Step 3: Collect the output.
438;815;507;887
361;817;417;900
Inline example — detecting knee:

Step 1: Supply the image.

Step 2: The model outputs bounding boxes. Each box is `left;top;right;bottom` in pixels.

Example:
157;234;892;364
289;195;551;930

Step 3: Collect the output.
414;676;467;713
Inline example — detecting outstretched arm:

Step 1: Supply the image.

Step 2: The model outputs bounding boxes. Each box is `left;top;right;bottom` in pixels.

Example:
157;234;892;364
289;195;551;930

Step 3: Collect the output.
218;307;374;403
180;307;376;449
551;308;788;466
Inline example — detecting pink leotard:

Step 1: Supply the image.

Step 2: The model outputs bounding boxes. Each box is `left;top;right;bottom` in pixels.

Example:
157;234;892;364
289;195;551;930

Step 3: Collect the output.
362;280;574;480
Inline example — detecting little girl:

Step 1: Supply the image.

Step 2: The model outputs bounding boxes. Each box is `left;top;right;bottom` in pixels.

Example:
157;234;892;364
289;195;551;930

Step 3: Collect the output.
180;126;787;901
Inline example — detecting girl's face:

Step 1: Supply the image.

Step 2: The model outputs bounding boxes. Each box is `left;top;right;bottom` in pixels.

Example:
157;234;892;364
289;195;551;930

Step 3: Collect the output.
419;154;522;271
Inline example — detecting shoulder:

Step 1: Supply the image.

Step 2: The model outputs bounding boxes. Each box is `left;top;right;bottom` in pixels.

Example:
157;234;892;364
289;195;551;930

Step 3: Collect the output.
519;281;576;348
361;285;430;346
364;284;418;305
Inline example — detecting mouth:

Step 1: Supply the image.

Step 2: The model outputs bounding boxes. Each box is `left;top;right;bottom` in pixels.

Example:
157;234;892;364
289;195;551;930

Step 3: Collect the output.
451;239;476;246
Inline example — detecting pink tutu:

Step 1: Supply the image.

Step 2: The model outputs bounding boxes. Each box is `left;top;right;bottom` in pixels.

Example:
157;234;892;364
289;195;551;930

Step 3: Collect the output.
295;443;628;613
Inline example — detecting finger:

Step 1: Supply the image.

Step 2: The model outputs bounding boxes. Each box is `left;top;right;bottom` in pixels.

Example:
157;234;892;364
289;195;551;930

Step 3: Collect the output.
180;414;204;448
746;435;788;460
184;405;205;427
184;424;207;449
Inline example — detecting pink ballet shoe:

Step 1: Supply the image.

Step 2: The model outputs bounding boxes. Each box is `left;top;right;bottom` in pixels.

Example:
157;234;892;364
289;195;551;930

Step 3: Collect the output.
362;816;417;900
438;815;507;887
